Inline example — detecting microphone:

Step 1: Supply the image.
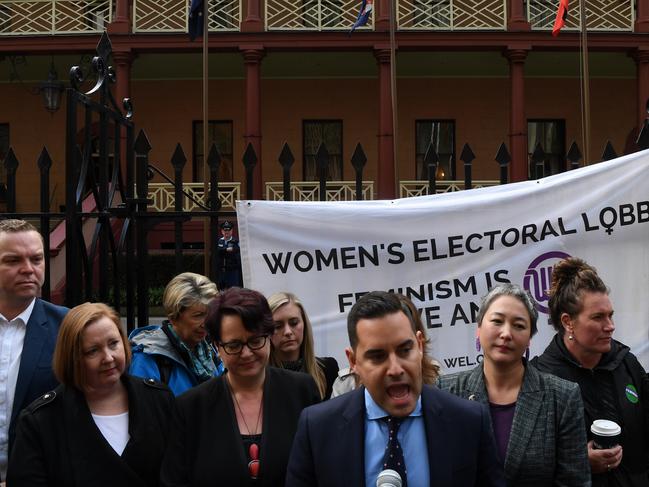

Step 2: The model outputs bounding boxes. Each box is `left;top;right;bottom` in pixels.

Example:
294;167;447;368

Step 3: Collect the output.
376;469;402;487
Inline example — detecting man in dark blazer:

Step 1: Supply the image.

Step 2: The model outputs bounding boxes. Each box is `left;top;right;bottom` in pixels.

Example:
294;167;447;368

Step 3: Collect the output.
0;219;67;478
286;291;505;487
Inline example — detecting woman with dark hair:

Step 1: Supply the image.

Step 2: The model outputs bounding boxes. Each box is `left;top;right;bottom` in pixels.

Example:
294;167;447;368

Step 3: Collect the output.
330;294;441;397
268;292;338;400
533;257;649;487
440;284;590;486
161;287;320;487
8;303;174;486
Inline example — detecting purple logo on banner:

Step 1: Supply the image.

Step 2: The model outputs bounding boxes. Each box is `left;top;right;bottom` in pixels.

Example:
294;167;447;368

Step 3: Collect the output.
523;251;571;316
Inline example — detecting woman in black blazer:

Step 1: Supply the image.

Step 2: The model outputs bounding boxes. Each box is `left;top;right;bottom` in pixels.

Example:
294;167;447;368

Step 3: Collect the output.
8;303;174;486
161;288;320;487
268;291;339;399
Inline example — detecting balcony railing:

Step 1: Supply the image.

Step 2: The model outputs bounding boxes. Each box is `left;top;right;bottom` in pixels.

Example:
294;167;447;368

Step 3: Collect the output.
266;0;371;30
399;180;499;198
528;0;633;32
398;0;506;30
266;181;374;201
0;0;112;35
148;182;240;211
133;0;240;33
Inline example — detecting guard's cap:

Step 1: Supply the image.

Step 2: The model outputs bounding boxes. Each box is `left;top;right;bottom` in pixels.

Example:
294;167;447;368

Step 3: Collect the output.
221;221;233;230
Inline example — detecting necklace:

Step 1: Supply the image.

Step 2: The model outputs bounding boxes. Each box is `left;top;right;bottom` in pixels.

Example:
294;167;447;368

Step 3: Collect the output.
227;376;263;479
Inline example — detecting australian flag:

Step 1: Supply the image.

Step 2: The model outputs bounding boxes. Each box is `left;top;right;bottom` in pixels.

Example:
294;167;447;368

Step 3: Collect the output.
351;0;373;32
189;0;204;41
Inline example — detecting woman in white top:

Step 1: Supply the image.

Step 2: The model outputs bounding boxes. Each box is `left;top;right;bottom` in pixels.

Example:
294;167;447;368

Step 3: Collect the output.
8;302;174;487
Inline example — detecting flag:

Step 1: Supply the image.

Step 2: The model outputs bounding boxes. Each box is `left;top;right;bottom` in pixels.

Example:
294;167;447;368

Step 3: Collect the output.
189;0;204;41
351;0;373;33
552;0;569;36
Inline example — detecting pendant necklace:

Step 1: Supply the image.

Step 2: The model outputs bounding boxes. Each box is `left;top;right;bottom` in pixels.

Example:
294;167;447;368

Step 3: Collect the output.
228;376;263;479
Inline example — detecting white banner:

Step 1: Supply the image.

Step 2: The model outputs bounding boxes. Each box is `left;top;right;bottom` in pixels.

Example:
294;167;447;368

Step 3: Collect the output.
237;150;649;373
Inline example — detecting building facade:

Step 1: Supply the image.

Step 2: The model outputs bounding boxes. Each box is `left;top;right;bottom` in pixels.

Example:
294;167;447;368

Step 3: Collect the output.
1;0;648;215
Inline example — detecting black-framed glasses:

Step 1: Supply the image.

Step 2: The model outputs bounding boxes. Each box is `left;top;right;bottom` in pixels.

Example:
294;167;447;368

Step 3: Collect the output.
219;335;269;355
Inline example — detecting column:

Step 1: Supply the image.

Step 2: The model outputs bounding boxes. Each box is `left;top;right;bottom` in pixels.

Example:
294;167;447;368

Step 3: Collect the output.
636;0;649;33
375;0;390;31
107;0;129;34
241;0;263;32
634;49;649;134
508;0;530;31
375;48;395;199
242;47;264;199
505;48;528;182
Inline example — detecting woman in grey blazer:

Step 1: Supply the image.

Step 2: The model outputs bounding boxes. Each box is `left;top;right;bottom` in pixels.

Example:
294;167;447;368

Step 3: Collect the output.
439;284;590;487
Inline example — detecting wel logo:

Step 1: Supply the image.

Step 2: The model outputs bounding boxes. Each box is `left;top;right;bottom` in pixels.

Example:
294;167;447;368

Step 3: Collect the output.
523;251;571;316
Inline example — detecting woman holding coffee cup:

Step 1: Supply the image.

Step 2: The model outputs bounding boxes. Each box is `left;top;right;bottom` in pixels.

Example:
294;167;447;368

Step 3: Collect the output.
533;257;649;487
440;284;590;486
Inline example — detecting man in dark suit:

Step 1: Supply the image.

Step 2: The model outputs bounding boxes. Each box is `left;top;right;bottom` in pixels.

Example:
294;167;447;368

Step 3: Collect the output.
286;291;506;487
0;219;67;478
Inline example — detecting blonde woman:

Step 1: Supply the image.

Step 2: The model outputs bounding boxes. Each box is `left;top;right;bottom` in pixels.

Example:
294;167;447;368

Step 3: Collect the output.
268;292;339;400
129;272;224;395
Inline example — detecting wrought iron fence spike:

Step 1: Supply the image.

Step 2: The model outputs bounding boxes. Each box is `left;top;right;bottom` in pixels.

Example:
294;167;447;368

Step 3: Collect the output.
531;142;545;164
207;142;222;170
4;147;18;172
171;143;187;169
423;142;439;165
242;143;258;170
351;143;367;171
37;147;52;171
566;141;582;169
278;142;295;169
316;143;329;170
134;130;152;154
601;141;617;161
460;143;475;164
494;142;511;166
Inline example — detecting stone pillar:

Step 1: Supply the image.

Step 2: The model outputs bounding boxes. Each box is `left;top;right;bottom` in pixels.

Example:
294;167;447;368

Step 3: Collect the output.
241;0;263;32
505;48;529;182
242;47;264;199
636;0;649;33
375;48;395;199
107;0;129;34
508;0;530;31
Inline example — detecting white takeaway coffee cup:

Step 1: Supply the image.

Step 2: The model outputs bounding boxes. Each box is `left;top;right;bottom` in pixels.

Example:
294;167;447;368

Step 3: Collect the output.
591;419;621;449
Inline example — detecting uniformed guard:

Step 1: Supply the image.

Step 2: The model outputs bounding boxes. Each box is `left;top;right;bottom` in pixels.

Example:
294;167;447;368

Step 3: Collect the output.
216;220;243;289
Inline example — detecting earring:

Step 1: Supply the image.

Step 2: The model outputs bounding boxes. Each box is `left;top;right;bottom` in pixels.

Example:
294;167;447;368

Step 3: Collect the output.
525;347;530;360
475;337;481;352
568;334;574;341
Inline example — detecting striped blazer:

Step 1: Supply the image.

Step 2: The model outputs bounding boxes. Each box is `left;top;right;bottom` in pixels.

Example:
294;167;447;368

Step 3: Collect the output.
439;361;591;487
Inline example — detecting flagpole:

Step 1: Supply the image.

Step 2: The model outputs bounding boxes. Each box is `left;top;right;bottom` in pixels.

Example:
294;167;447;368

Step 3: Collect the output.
580;0;590;164
202;0;211;275
389;0;398;197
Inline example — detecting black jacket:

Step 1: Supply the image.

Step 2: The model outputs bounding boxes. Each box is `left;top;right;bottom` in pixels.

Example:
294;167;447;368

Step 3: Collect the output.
532;335;649;487
7;375;174;487
160;367;320;487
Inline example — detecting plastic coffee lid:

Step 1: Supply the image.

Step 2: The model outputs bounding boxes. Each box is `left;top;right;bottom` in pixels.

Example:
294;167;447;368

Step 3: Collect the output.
591;419;621;436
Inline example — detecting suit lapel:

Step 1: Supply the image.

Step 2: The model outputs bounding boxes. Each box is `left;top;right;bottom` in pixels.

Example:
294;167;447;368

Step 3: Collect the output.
13;299;47;421
464;364;490;404
422;386;453;485
503;365;543;480
341;388;367;487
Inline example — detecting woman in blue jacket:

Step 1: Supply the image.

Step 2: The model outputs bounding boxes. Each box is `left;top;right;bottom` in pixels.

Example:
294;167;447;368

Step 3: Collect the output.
129;272;224;395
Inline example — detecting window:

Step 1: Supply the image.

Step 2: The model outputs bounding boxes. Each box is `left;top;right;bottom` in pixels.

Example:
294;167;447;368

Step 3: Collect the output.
527;119;566;178
303;120;343;181
193;121;233;182
0;124;8;202
415;120;455;180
